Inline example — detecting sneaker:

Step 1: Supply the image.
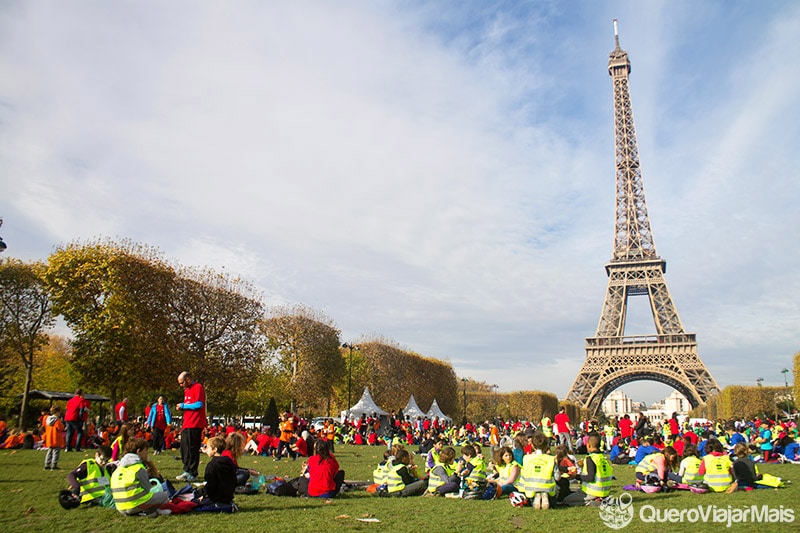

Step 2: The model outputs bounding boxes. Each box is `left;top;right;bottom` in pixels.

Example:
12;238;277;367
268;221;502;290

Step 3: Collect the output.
185;475;197;483
176;472;190;482
540;494;550;510
156;508;172;516
533;493;542;510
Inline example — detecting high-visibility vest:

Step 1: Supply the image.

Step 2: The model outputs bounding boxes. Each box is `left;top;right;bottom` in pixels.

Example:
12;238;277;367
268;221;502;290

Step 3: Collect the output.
386;464;407;494
78;459;107;503
583;453;613;498
427;462;456;493
540;418;553;438
702;454;733;492
680;456;702;484
635;453;661;476
373;460;391;485
426;449;441;472
521;453;556;497
466;456;487;484
110;463;153;512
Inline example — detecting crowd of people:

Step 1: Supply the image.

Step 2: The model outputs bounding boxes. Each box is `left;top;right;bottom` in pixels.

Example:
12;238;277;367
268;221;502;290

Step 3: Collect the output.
2;378;796;516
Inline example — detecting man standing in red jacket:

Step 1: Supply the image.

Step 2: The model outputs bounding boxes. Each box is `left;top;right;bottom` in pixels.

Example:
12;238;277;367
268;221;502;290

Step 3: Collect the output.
64;389;85;452
175;371;206;482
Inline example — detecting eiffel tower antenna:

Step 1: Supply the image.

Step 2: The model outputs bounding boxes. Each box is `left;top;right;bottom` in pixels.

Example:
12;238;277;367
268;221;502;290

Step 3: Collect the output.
565;20;719;415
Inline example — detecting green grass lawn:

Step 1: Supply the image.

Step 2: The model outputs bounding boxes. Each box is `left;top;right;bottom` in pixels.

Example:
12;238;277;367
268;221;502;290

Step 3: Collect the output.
1;445;797;532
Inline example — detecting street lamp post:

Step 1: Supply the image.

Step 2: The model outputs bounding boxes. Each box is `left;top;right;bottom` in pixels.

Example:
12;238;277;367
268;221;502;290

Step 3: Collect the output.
782;368;791;416
342;343;359;420
461;378;468;426
492;384;499;419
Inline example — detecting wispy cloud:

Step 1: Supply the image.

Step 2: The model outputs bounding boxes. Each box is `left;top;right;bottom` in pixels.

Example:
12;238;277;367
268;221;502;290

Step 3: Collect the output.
1;1;798;405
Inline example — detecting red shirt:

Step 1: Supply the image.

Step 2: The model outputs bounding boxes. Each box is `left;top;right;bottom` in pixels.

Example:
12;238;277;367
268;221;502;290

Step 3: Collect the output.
554;412;571;434
619;418;634;439
115;401;128;422
307;454;340;497
181;381;207;429
65;395;83;422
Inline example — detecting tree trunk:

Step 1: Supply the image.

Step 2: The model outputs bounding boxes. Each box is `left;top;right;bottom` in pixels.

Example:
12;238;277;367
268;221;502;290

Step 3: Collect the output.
19;362;33;430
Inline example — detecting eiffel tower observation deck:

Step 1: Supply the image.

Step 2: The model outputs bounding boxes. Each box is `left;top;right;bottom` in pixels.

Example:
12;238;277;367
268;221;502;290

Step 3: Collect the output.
565;20;719;415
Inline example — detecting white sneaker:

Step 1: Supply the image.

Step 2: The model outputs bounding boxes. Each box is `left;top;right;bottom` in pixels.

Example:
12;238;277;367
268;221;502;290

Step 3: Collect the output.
540;494;550;510
175;472;190;482
533;493;542;510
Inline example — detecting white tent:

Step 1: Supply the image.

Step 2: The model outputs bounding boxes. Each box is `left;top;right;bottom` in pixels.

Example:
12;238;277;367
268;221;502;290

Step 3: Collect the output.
343;387;388;420
426;398;452;422
402;394;427;419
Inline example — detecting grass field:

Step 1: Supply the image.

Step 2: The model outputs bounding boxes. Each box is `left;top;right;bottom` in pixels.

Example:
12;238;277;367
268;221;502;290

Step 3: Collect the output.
1;445;797;532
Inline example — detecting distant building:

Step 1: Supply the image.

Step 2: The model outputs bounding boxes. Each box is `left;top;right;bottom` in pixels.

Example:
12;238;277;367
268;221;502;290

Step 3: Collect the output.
602;390;645;419
603;389;688;420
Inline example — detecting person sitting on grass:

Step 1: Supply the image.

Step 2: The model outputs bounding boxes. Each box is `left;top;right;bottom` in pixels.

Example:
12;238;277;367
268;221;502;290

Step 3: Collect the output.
458;444;488;499
564;435;613;507
110;438;169;516
299;439;345;498
673;443;703;485
488;445;522;499
732;442;771;490
386;448;427;497
194;436;238;511
635;446;679;489
67;445;113;505
427;446;459;496
521;432;558;509
554;444;579;503
224;432;260;489
699;439;735;493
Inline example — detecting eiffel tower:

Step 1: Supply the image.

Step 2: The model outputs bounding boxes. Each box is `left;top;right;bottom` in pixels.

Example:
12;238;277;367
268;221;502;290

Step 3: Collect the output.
565;21;719;415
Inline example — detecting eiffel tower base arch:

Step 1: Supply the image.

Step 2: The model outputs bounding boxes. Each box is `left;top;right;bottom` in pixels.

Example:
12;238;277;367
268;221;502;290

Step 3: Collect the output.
566;334;719;416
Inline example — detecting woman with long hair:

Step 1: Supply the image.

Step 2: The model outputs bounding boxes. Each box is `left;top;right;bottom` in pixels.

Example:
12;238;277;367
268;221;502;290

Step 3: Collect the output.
299;439;345;498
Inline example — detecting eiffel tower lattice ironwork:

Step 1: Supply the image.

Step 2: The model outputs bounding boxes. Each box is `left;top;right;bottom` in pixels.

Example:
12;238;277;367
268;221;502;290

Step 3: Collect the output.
565;21;719;415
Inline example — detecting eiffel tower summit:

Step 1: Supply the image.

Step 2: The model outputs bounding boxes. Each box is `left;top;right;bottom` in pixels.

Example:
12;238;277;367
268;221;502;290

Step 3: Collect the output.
565;20;720;415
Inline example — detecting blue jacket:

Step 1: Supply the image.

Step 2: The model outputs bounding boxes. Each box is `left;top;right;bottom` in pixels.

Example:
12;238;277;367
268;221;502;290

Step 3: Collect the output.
145;402;172;428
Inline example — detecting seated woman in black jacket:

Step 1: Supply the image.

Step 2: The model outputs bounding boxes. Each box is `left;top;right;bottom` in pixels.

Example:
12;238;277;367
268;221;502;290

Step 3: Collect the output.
195;436;238;510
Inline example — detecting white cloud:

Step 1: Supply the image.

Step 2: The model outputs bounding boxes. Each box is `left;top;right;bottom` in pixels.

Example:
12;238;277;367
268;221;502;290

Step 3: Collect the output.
1;1;798;405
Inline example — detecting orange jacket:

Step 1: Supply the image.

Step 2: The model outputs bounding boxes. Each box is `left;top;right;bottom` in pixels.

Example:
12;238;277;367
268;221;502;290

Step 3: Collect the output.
44;417;66;448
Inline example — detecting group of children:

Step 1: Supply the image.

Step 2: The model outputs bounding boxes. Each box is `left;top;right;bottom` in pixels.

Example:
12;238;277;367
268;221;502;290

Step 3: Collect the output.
58;429;262;516
371;433;614;508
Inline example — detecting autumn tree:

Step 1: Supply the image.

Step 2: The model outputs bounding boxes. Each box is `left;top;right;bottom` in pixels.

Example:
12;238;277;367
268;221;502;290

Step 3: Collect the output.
0;258;54;428
164;267;265;414
43;240;177;404
261;305;343;415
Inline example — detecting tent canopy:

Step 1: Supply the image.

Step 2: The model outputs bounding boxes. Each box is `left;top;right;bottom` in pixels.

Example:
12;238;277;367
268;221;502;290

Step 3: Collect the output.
426;398;452;422
20;389;111;403
402;394;426;419
344;387;388;420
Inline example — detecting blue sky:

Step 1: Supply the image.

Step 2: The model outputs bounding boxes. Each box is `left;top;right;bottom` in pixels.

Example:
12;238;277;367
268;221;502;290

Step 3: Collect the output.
2;1;799;405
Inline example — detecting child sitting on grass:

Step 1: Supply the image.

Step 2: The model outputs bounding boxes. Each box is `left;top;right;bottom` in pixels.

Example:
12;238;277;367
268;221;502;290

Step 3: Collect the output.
427;446;459;496
564;435;613;506
386;449;427;497
67;445;113;505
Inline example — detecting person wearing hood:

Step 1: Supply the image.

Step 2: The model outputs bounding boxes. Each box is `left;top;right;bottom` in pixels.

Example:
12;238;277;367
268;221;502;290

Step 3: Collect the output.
110;438;169;516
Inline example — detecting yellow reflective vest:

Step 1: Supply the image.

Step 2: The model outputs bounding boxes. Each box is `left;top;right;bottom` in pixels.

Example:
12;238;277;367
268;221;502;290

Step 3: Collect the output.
427;462;456;493
702;454;733;492
78;459;108;503
521;453;556;497
111;462;153;512
583;453;613;498
680;456;702;484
